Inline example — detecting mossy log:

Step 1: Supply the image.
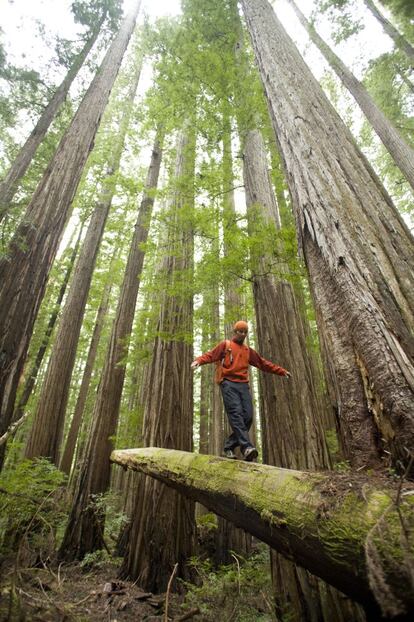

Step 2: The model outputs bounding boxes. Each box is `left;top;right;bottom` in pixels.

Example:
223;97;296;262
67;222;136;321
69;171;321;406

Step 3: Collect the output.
111;447;414;620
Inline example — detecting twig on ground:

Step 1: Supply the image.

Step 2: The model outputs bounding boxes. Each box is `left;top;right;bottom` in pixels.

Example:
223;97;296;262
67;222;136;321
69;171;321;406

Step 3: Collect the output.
173;607;200;621
165;562;178;622
231;553;241;595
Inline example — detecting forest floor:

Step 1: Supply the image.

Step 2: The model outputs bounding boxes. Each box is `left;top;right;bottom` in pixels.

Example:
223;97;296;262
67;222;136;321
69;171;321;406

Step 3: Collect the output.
0;560;198;622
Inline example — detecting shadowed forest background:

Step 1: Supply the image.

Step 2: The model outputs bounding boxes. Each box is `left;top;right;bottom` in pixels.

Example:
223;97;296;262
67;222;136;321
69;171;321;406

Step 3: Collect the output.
0;0;414;620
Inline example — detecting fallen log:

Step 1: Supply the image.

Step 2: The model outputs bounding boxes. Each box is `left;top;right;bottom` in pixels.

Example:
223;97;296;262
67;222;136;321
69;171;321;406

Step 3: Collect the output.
110;447;414;620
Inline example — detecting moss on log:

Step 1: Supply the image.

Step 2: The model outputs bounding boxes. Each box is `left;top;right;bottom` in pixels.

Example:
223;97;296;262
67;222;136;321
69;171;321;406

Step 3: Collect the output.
111;447;414;619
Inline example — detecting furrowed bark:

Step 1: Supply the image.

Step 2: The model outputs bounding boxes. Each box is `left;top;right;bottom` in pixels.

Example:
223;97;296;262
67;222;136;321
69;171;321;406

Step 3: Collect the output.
240;0;414;470
59;275;113;476
111;447;414;621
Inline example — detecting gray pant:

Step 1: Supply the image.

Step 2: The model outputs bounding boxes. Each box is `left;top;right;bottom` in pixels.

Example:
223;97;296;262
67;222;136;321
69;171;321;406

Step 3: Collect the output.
220;380;254;453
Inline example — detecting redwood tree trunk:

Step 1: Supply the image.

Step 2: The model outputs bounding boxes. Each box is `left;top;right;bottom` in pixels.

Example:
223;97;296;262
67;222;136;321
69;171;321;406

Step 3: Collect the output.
59;276;113;476
241;0;414;470
213;114;251;565
0;0;141;462
11;226;83;424
287;0;414;193
363;0;414;62
0;13;106;220
120;128;195;592
24;57;143;464
0;229;83;468
243;126;363;622
59;132;163;559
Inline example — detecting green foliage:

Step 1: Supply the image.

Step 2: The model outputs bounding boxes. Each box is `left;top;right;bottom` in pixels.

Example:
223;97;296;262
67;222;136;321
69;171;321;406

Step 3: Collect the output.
79;548;121;569
196;512;218;531
382;0;414;19
88;491;129;546
314;0;363;44
181;546;276;621
0;459;67;558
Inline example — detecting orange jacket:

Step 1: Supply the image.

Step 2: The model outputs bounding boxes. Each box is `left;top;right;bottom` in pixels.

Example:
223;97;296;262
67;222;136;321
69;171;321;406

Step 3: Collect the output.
195;338;288;383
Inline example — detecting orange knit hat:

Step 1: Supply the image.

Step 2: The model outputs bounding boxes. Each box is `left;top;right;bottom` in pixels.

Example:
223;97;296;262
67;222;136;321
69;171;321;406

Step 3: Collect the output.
234;320;248;331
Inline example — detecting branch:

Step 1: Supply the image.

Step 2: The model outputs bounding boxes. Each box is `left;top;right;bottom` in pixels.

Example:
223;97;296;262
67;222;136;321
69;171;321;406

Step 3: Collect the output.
0;411;31;446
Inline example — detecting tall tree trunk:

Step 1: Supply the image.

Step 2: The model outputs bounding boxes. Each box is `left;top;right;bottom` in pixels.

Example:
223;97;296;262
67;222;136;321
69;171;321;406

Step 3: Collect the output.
0;13;106;221
241;0;414;470
24;56;143;464
115;297;162;558
59;275;113;476
287;0;414;193
0;226;83;465
199;312;211;456
11;225;84;424
120;128;195;591
59;132;163;559
243;127;330;472
243;126;363;622
0;0;141;464
363;0;414;62
222;111;244;325
213;115;251;565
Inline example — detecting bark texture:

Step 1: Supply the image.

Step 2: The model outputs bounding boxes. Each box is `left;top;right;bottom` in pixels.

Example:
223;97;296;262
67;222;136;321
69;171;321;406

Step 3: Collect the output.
241;126;362;622
59;132;162;559
24;57;142;464
287;0;414;193
0;1;141;463
241;0;414;470
244;127;331;472
59;276;112;475
111;447;414;621
0;226;83;467
120;129;195;592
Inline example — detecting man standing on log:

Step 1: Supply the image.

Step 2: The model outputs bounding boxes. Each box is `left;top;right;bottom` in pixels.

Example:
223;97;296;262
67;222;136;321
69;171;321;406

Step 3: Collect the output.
191;321;290;461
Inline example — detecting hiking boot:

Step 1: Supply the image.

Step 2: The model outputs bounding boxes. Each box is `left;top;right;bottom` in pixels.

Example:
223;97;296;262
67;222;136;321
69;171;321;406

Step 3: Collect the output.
224;449;237;459
243;447;258;462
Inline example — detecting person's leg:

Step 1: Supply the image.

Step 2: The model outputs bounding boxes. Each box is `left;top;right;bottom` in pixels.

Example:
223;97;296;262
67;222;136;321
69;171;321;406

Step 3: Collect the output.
220;381;253;454
223;430;239;452
239;383;254;431
237;383;258;461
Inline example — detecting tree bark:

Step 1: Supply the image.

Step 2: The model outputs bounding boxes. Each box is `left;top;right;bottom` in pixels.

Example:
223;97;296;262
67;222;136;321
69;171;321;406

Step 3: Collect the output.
12;225;83;424
241;126;362;621
59;275;113;476
0;0;141;465
240;0;414;470
111;447;414;621
59;131;163;560
119;128;195;592
243;127;331;472
287;0;414;193
24;55;143;464
0;225;83;468
363;0;414;62
0;13;106;221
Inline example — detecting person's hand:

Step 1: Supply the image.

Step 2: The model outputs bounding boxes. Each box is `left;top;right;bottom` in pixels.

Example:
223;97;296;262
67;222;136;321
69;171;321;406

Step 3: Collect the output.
191;361;199;369
284;371;291;378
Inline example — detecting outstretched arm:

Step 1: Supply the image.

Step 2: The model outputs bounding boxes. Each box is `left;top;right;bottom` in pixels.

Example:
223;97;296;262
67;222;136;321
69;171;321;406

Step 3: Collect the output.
249;348;290;377
191;341;226;369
